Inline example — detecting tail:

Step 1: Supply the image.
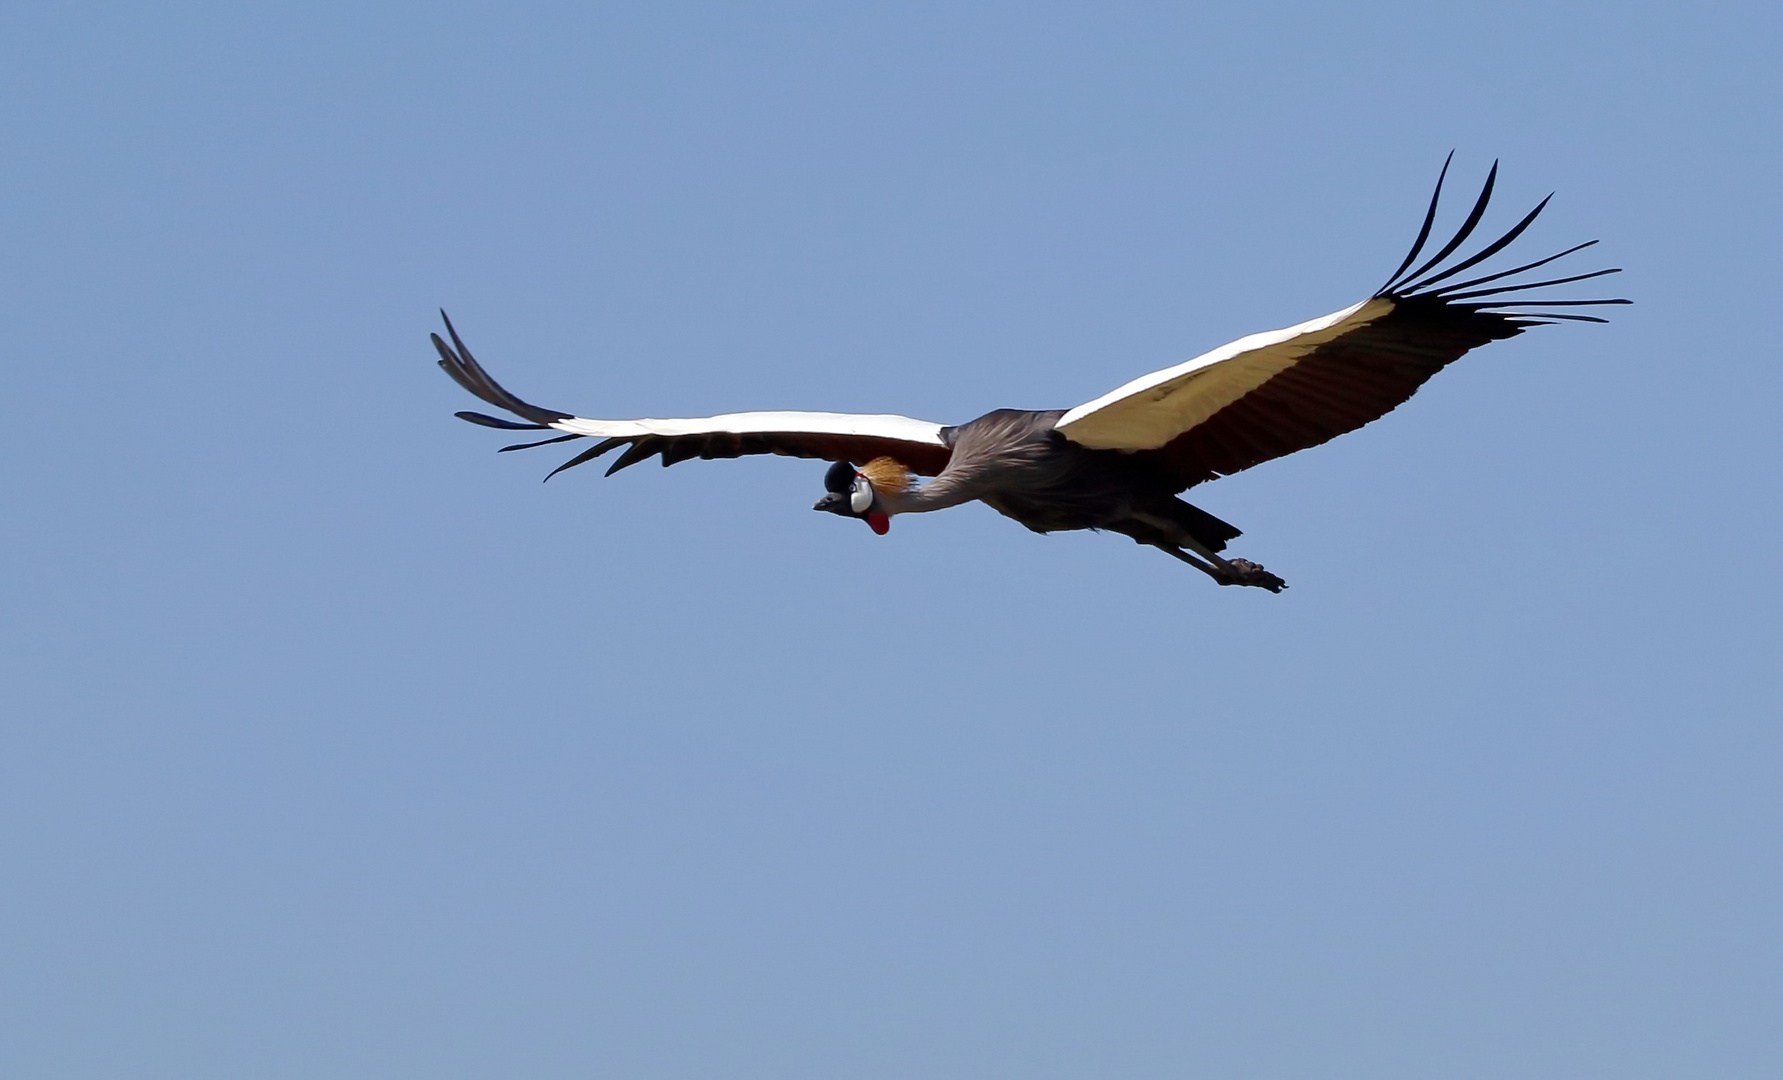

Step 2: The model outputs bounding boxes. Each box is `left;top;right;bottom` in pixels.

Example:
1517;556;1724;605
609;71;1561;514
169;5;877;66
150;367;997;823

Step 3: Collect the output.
1168;499;1242;553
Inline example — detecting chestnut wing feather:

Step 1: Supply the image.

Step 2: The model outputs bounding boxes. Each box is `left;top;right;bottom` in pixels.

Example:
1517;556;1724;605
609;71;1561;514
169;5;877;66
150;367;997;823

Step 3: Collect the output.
1054;161;1625;491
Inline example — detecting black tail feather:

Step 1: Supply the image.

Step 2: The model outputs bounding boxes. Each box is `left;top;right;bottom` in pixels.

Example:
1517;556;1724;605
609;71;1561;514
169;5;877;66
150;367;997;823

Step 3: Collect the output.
1170;499;1243;552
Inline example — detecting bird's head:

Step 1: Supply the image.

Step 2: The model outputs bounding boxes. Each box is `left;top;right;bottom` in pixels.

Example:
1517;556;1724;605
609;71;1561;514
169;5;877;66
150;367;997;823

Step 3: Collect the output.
813;458;897;534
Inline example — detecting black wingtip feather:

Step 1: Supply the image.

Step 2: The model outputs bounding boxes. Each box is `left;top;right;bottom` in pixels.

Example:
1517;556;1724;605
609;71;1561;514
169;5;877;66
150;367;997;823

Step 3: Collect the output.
1396;192;1551;294
1380;151;1454;292
1440;266;1621;301
604;437;663;476
1503;312;1612;323
1469;299;1632;308
1389;160;1498;292
1372;163;1625;330
456;410;550;431
432;312;574;428
499;432;586;452
1428;239;1601;297
544;438;627;482
433;334;487;399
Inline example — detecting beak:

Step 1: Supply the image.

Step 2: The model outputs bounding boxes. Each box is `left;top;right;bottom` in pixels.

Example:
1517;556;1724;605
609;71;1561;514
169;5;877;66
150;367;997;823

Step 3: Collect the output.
813;492;850;515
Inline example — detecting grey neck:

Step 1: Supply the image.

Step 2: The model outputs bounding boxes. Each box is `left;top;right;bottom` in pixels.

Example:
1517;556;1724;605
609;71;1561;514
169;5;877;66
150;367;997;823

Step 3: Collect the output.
882;474;980;515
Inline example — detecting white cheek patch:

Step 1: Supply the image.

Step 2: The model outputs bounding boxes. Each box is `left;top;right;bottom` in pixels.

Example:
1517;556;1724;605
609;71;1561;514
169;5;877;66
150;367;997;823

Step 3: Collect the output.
849;477;873;514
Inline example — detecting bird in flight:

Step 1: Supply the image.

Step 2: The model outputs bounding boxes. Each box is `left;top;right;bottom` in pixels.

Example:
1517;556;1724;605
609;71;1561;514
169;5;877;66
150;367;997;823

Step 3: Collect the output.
435;158;1623;592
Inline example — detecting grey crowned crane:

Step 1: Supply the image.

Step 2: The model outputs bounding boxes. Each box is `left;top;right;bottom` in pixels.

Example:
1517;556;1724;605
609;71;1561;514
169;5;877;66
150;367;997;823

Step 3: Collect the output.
435;159;1623;592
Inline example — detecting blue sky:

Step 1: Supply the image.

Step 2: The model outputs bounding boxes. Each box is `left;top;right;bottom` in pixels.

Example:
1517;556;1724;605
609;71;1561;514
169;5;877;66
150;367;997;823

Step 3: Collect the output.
2;2;1778;1077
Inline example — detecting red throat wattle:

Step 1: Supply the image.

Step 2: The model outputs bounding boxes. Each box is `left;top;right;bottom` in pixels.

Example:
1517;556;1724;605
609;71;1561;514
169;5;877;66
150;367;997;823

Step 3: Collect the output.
865;511;891;535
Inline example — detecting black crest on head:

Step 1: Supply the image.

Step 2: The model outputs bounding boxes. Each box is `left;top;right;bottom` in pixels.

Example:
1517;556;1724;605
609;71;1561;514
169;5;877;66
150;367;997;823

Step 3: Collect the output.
823;460;857;494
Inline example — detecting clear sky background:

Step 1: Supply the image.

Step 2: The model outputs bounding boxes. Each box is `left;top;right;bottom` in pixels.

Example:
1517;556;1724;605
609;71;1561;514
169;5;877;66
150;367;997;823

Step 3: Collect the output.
2;2;1778;1077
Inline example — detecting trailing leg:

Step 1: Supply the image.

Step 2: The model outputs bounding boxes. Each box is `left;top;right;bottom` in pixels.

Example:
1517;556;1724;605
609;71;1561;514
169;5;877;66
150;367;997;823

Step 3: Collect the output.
1174;533;1288;592
1122;510;1287;592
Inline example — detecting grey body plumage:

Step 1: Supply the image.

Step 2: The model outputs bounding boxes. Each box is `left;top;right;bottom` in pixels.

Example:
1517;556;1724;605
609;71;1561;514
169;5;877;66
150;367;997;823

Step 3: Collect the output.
896;408;1253;576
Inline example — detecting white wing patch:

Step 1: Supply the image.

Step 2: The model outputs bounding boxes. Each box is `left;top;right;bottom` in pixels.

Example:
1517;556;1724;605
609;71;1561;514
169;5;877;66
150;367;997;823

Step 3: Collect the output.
551;410;949;446
1056;297;1394;450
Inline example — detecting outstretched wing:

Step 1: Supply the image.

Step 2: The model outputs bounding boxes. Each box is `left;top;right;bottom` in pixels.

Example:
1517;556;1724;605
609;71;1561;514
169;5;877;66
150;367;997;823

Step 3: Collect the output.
433;315;954;478
1054;157;1627;490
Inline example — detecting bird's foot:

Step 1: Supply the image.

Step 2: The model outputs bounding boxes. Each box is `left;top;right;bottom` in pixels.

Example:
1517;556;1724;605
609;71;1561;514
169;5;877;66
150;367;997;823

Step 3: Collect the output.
1220;559;1287;593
